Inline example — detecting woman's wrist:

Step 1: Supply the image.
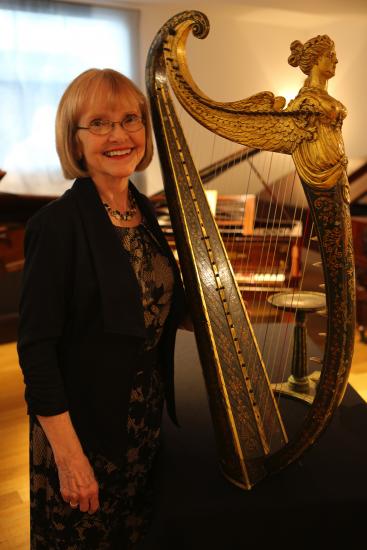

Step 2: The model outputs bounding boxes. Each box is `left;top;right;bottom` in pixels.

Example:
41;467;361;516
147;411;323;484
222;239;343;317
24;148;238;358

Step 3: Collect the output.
36;411;85;465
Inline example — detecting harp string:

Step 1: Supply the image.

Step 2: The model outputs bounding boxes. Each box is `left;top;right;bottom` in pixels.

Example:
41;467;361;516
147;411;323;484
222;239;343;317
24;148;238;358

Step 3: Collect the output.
206;141;299;422
246;153;278;322
256;164;293;342
265;169;320;423
225;147;257;311
251;155;298;417
262;167;305;417
271;218;321;414
227;148;256;283
173;104;325;443
240;152;268;312
238;153;275;423
207;134;296;399
246;153;303;432
235;151;323;436
256;154;282;308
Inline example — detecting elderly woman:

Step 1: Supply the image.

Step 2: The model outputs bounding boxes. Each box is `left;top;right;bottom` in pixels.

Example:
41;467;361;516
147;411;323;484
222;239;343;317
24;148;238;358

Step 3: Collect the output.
17;68;187;549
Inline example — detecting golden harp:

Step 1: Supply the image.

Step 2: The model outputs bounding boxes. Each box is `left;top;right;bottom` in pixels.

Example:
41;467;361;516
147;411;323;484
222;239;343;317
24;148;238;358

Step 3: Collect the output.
146;11;355;489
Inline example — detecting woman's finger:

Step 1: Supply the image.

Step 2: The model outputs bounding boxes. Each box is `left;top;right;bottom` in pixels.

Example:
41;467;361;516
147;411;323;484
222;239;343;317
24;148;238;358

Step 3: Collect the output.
88;492;100;514
78;495;89;513
60;488;78;504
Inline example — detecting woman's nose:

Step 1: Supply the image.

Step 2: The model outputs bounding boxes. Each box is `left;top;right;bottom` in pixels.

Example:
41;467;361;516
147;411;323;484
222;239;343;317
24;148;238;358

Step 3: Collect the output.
108;122;130;138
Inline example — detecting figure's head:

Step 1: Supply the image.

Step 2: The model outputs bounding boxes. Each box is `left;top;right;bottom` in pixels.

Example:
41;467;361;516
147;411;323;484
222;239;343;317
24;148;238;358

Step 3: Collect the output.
288;35;337;84
56;68;153;180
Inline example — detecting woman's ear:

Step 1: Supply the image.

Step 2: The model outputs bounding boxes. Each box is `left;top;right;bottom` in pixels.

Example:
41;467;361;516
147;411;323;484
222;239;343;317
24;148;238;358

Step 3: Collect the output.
74;139;86;170
75;136;83;160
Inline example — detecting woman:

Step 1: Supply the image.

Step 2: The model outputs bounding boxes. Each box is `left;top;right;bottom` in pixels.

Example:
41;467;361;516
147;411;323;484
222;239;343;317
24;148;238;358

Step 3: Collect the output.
17;68;187;549
287;35;349;195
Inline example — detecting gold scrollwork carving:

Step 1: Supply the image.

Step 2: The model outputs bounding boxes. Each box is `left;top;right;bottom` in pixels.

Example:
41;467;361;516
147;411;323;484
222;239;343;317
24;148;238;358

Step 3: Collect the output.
162;13;348;192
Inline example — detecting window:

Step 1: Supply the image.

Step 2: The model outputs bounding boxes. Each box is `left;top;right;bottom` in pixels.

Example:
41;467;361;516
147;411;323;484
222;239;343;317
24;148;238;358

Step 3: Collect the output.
0;0;139;195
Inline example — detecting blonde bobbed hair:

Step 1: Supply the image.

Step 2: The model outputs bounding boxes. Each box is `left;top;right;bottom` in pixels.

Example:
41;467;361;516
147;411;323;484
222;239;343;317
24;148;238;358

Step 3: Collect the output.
56;68;153;180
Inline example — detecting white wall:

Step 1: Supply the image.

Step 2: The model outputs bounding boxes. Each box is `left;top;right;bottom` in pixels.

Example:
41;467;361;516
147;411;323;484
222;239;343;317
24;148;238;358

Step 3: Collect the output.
137;2;367;195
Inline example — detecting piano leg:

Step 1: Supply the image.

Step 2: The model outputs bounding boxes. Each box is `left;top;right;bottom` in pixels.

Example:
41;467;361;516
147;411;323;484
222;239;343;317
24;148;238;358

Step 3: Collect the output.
358;325;367;343
356;286;367;344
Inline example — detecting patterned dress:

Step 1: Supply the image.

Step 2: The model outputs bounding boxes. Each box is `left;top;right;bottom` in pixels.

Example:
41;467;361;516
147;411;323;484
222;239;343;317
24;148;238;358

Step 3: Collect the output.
29;220;174;549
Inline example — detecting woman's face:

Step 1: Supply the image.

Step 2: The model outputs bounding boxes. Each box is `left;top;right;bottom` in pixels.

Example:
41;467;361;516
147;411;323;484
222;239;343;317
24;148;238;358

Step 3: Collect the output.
76;89;146;187
316;48;338;80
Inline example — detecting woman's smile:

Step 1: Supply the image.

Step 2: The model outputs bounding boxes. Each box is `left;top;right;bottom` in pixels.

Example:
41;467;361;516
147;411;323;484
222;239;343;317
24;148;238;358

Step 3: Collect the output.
103;147;133;158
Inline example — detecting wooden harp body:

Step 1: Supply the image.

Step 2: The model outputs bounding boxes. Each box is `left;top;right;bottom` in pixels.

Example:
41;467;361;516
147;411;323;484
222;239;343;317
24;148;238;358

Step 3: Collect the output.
146;11;355;489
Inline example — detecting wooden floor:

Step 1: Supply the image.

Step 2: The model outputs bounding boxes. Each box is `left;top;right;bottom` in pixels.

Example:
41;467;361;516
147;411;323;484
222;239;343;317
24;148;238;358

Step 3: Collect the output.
0;336;366;550
0;342;29;550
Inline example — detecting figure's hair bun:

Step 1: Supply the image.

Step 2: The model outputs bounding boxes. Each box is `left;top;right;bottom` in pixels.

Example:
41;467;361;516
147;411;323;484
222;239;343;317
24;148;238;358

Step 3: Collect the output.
288;40;303;67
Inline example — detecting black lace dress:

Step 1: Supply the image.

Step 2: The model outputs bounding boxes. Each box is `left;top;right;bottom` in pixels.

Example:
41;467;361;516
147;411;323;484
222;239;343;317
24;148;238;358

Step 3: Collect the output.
29;220;174;549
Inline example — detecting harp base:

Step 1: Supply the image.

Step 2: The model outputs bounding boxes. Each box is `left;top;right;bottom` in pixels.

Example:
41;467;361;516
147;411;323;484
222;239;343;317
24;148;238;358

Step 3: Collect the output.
221;469;252;491
220;462;267;491
272;371;320;405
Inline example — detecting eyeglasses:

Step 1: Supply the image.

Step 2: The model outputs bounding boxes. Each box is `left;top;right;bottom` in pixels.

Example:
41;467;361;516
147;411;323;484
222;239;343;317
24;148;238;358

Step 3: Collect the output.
77;114;144;136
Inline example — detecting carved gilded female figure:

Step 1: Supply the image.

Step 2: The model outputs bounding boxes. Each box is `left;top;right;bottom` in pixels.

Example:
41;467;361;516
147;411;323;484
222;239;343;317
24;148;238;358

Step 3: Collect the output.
287;35;349;192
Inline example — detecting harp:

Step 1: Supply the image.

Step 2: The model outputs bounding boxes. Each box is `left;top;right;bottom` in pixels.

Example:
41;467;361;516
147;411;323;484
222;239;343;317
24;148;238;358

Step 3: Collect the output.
146;11;355;489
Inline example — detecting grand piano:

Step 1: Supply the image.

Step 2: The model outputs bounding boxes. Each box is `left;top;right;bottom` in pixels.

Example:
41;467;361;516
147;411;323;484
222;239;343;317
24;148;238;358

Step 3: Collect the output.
349;162;367;341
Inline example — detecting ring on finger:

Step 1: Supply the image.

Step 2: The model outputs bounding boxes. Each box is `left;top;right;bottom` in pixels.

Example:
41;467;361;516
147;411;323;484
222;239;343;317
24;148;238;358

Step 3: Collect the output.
69;501;78;508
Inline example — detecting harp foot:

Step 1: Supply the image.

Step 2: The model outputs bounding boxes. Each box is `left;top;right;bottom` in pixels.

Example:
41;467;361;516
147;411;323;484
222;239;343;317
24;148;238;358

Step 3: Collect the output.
272;372;319;405
287;373;311;392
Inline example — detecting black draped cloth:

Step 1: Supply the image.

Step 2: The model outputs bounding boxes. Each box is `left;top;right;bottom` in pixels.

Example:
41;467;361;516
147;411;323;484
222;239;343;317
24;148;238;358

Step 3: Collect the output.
140;329;367;550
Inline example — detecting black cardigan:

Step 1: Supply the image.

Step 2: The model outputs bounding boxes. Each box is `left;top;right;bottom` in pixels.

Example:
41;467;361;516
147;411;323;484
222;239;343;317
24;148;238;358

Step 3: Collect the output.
17;177;186;461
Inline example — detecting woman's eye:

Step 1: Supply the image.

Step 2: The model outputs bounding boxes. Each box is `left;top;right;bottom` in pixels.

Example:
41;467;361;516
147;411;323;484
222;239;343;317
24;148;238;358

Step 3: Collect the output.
125;114;139;123
90;119;105;128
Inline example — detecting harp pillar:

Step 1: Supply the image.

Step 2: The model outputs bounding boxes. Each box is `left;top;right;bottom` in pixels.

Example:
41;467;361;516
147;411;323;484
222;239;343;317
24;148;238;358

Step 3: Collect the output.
268;291;327;404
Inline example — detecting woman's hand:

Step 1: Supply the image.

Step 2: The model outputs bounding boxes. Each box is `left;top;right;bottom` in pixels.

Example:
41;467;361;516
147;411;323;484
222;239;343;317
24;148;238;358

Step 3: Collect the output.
56;452;100;514
36;411;100;514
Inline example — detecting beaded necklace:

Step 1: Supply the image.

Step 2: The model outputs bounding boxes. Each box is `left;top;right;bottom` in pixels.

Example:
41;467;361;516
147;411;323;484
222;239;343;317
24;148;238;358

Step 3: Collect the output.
103;189;137;222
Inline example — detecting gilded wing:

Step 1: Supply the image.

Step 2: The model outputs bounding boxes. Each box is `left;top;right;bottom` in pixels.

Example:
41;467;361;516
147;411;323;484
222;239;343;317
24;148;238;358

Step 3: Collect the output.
159;11;316;154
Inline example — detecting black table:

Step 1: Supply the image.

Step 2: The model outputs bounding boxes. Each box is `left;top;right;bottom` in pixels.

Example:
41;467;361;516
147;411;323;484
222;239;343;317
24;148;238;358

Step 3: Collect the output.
142;330;367;549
